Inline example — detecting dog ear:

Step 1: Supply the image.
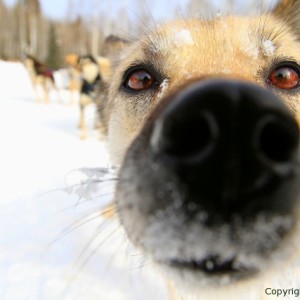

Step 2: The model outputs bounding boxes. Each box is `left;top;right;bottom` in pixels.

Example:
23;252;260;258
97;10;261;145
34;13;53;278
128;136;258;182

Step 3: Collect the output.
272;0;300;35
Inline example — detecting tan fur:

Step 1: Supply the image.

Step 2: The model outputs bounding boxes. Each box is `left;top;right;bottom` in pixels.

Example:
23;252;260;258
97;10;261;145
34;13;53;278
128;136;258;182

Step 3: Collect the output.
96;56;112;82
65;54;82;105
100;1;300;298
79;94;94;140
106;12;300;164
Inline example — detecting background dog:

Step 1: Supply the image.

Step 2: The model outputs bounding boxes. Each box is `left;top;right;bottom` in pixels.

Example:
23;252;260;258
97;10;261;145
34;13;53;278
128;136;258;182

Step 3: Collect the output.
23;54;57;103
99;0;300;299
65;53;82;106
78;55;102;140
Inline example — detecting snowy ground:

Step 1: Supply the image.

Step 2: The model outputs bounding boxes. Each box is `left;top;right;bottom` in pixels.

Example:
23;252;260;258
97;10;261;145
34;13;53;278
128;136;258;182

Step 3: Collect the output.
0;61;167;300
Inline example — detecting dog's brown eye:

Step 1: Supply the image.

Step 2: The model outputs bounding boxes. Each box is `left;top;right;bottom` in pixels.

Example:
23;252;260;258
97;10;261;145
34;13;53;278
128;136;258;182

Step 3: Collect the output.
268;65;300;90
125;70;156;91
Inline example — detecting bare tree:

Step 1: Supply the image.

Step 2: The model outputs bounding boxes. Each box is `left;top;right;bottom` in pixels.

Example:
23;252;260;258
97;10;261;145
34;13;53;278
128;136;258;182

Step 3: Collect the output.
16;0;42;55
0;0;153;64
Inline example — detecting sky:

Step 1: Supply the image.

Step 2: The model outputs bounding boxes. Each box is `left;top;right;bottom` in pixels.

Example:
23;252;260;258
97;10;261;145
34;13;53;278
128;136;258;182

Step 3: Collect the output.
4;0;69;19
2;0;277;21
3;0;190;20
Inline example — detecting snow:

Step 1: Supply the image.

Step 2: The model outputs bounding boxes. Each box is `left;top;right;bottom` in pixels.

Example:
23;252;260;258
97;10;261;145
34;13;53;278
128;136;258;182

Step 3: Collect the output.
0;61;167;300
262;39;276;56
173;29;194;47
149;28;194;54
241;37;276;59
241;37;259;59
157;79;169;100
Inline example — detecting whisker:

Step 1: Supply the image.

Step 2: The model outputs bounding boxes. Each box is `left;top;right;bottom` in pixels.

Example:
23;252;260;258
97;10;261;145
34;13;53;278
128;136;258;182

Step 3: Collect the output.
42;214;101;255
60;207;115;236
125;260;151;271
130;252;145;257
42;204;117;256
54;198;95;214
74;226;120;274
73;222;114;266
61;229;124;298
37;166;118;200
143;0;160;33
120;0;156;37
37;187;69;198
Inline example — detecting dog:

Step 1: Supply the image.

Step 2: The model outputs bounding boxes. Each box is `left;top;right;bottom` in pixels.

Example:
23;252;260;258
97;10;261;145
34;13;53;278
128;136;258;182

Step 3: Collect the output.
65;53;82;106
98;1;300;299
23;54;59;104
75;42;127;139
65;53;112;140
75;55;110;140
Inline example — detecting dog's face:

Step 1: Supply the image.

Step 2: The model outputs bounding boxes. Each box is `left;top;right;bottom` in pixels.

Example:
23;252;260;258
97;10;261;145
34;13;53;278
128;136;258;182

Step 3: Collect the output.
106;0;300;290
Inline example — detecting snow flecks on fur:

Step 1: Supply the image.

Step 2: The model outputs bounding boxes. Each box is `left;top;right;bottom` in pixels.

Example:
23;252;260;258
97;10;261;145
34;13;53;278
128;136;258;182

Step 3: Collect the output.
241;36;276;59
173;29;195;47
142;207;294;276
149;28;194;54
220;69;232;75
244;43;260;59
157;79;170;100
262;39;277;56
240;33;260;59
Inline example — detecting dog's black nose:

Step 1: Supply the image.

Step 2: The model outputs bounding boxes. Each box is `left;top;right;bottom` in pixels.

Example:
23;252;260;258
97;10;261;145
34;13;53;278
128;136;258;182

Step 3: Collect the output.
151;80;299;219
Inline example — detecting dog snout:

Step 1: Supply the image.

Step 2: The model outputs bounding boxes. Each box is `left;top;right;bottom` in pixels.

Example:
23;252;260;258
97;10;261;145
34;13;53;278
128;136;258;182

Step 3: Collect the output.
151;80;300;219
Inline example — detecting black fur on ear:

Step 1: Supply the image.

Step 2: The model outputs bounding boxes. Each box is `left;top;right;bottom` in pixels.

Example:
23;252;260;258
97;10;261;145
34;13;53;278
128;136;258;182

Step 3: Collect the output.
273;0;300;37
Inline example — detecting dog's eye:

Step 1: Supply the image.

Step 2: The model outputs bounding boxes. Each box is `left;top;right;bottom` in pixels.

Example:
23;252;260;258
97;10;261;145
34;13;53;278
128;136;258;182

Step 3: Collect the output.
124;69;157;91
268;64;300;90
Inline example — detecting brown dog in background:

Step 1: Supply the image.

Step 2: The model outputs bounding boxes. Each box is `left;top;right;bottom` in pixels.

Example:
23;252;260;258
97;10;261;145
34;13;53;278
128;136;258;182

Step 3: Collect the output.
24;54;57;103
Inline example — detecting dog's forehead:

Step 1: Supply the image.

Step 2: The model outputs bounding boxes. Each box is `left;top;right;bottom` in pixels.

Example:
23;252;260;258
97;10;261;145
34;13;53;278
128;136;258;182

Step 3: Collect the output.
138;16;299;80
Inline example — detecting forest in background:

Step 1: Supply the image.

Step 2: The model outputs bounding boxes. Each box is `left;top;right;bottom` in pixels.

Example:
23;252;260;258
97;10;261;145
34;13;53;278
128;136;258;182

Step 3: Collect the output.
0;0;272;69
0;0;164;68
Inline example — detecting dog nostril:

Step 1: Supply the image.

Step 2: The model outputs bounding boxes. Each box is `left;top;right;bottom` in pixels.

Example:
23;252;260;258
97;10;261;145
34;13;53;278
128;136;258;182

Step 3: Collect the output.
152;111;218;161
255;115;299;163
